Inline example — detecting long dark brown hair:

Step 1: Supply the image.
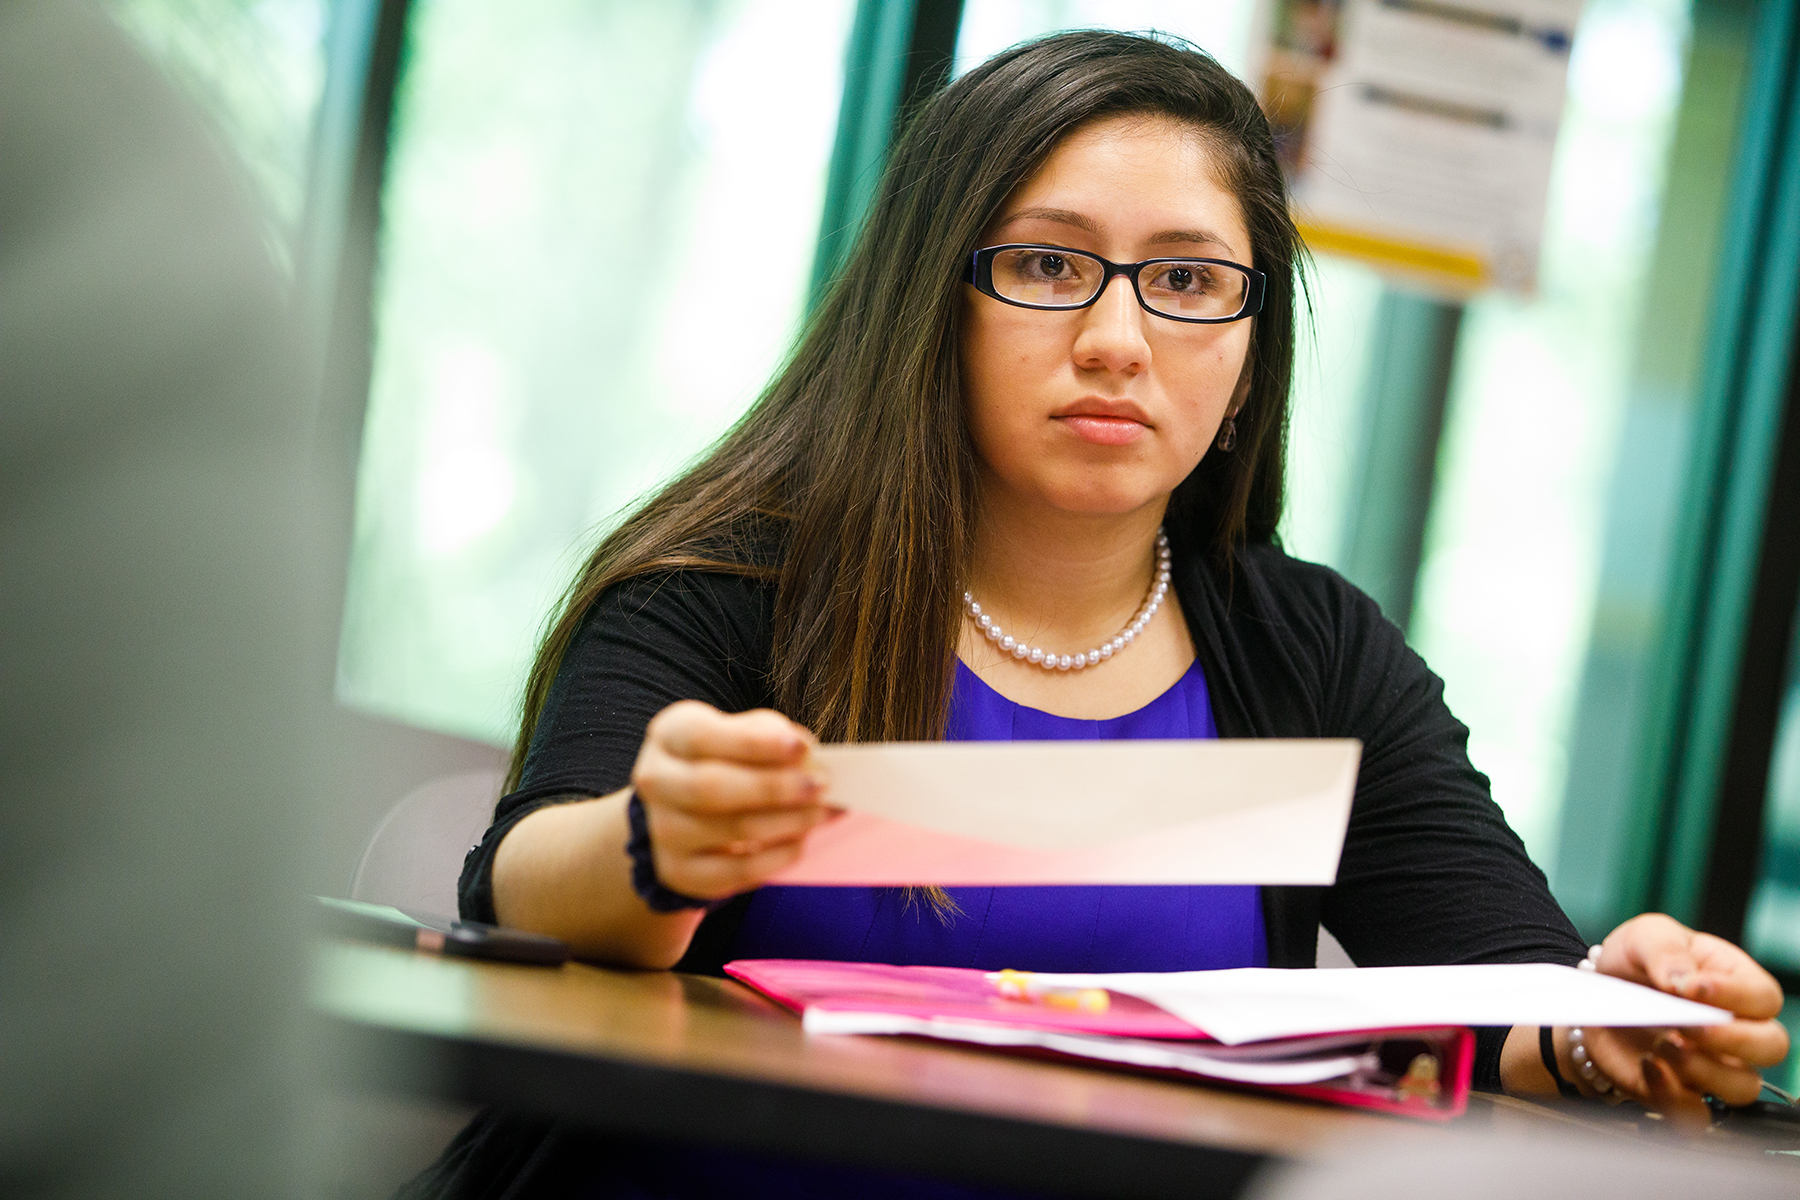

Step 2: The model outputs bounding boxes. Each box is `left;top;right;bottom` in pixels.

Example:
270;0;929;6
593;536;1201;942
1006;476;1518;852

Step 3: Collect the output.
506;30;1301;789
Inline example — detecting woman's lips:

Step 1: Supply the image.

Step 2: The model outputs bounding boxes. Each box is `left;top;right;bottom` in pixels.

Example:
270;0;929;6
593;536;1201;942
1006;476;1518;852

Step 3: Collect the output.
1056;414;1148;445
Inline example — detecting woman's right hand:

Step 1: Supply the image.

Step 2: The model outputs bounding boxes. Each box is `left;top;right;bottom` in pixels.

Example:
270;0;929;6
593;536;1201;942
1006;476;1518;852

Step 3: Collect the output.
630;700;833;902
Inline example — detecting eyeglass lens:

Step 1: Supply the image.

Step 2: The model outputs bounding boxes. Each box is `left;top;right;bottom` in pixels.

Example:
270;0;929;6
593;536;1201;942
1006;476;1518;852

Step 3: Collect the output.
989;247;1249;320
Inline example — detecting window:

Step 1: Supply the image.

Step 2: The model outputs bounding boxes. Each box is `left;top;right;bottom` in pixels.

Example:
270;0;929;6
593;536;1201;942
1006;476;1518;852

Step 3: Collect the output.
1749;617;1800;972
952;0;1257;79
1415;0;1694;876
1749;613;1800;1092
336;0;859;742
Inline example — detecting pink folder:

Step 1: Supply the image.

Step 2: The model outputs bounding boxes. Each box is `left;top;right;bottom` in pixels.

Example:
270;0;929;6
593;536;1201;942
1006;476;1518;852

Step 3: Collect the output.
726;958;1202;1038
726;958;1474;1120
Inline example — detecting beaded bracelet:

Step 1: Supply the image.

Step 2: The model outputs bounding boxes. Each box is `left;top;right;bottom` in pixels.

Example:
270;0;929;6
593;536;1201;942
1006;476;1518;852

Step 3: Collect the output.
1568;1026;1621;1102
624;792;709;912
1569;943;1623;1102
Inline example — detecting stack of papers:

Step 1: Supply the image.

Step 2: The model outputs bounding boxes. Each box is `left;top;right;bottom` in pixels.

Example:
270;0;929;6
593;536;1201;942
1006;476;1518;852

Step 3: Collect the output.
801;1015;1399;1088
726;959;1732;1120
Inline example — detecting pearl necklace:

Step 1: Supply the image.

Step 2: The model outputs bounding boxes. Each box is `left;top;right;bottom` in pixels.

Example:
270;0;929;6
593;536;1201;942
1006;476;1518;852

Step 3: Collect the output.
963;530;1171;672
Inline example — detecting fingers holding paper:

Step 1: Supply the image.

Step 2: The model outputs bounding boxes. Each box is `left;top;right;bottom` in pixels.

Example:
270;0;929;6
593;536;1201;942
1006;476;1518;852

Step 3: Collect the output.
631;701;834;899
1603;914;1783;1017
1582;913;1788;1121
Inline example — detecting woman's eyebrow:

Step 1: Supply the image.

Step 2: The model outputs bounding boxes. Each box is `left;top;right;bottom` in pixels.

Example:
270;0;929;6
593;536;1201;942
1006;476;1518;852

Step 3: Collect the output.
995;206;1100;234
996;209;1237;255
1148;228;1233;252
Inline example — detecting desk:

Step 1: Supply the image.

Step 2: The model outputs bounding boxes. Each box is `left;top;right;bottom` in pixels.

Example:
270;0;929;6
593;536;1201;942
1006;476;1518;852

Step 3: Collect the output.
312;941;1790;1198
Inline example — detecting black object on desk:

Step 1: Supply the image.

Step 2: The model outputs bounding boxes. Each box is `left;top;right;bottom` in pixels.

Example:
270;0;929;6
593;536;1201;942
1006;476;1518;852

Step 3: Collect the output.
315;896;571;965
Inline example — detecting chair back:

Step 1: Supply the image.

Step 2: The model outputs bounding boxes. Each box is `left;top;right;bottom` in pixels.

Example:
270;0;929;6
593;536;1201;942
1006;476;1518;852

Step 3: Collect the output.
350;767;506;916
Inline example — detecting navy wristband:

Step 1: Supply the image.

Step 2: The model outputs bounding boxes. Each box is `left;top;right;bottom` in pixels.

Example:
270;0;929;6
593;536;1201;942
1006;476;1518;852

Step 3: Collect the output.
625;793;710;912
1540;1025;1581;1099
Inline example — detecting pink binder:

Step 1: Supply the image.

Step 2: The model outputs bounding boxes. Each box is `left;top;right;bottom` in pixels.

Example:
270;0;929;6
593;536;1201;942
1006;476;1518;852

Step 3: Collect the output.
726;958;1474;1120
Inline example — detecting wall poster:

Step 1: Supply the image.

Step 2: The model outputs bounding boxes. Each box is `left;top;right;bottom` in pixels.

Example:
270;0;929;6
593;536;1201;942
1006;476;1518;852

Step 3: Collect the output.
1253;0;1585;295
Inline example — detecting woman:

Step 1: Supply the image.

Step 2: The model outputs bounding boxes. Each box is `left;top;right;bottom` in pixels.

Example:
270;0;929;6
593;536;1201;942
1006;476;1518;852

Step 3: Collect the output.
441;29;1786;1195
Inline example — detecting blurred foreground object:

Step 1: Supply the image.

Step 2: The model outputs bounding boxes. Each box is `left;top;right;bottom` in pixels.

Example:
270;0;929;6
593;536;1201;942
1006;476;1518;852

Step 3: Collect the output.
0;1;322;1195
1246;1120;1798;1199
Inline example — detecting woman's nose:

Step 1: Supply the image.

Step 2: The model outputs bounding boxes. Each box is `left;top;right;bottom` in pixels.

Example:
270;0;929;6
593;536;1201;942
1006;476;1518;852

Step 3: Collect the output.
1072;275;1152;374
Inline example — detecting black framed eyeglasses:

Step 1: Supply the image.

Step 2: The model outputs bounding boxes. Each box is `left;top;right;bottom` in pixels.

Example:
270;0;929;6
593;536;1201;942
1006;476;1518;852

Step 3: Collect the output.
965;243;1266;324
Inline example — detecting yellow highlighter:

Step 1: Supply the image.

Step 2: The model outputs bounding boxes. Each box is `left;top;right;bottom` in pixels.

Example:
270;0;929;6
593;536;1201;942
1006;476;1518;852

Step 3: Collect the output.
993;969;1111;1014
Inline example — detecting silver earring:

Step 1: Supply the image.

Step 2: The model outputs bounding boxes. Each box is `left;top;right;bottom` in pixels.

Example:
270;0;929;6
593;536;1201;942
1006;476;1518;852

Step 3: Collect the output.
1216;416;1237;452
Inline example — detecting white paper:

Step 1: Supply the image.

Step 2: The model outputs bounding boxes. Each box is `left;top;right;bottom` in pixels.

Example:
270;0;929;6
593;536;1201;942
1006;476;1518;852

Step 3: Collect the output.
802;1010;1374;1085
1002;964;1732;1045
772;738;1361;886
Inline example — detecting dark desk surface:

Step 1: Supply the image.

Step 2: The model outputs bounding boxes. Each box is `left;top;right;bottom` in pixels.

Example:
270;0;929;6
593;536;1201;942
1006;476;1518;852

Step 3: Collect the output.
312;941;1791;1198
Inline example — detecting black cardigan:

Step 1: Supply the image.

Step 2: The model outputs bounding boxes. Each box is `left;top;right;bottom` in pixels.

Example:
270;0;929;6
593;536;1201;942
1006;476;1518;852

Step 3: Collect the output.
460;533;1585;1094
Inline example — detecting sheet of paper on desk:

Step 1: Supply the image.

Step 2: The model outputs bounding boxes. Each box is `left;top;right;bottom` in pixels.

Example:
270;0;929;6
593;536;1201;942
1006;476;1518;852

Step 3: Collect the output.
1010;964;1735;1045
797;1012;1376;1086
769;738;1360;885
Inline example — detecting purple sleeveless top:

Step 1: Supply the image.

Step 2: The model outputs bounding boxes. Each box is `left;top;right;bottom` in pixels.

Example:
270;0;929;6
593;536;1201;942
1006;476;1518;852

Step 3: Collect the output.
725;659;1267;971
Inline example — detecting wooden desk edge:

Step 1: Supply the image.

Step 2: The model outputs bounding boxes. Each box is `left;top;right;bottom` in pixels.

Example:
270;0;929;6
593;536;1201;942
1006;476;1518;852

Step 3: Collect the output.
323;1006;1282;1199
308;941;1592;1198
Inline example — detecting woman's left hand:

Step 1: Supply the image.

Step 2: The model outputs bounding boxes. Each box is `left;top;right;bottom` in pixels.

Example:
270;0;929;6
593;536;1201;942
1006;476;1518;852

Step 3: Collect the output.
1578;913;1789;1126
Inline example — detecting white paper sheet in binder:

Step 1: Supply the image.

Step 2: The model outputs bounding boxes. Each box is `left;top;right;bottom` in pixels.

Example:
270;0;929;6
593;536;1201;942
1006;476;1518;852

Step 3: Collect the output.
994;963;1735;1045
796;1012;1379;1086
769;738;1362;886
